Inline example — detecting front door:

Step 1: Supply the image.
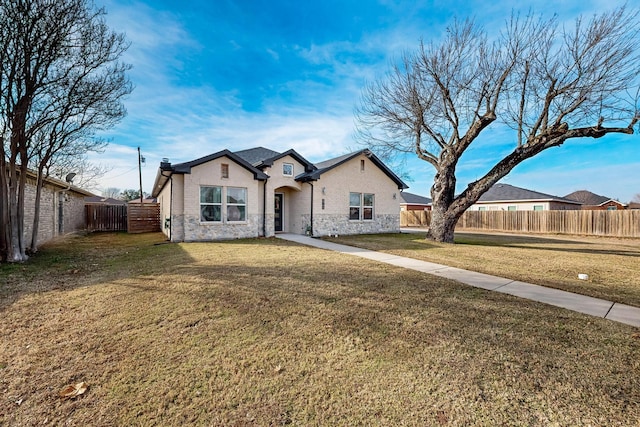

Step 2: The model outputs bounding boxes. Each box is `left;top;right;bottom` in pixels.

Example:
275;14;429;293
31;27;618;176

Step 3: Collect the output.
274;193;284;232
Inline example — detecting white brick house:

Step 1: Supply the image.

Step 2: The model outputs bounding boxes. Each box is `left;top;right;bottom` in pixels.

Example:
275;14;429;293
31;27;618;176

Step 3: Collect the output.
151;147;408;241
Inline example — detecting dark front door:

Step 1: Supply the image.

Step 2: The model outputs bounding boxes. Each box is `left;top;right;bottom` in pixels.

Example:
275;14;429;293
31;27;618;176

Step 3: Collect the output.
274;193;284;232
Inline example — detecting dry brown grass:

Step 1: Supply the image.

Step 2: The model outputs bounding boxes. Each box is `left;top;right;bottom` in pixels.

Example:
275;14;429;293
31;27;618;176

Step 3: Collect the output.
327;231;640;307
1;232;639;426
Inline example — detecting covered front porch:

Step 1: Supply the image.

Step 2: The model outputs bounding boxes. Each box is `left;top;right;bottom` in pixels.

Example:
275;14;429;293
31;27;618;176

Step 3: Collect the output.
271;185;309;235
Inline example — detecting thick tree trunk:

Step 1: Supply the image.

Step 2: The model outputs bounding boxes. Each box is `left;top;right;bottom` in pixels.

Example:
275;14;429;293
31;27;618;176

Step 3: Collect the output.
0;157;7;262
6;162;25;262
427;206;460;243
425;162;461;243
29;169;45;254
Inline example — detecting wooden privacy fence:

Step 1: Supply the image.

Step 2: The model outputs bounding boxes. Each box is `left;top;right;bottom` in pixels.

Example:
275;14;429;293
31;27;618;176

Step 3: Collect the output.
85;203;160;233
401;210;640;238
127;202;161;233
86;204;127;231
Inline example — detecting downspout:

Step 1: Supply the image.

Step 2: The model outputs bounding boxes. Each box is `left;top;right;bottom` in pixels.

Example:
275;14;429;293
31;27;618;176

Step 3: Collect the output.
307;182;314;237
160;169;172;241
169;175;173;241
262;179;267;237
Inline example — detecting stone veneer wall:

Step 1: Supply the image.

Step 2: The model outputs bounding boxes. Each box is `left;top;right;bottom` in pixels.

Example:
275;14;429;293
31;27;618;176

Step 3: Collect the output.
307;214;400;237
182;213;263;241
263;213;275;237
169;213;184;242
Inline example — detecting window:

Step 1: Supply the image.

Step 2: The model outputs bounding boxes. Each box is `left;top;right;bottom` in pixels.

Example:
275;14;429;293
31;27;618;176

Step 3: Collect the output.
478;206;487;211
226;187;246;221
221;163;229;179
607;206;617;211
283;163;293;176
349;192;374;220
508;206;517;211
533;205;544;211
200;186;222;222
360;159;365;172
200;186;246;222
363;193;374;219
349;192;360;220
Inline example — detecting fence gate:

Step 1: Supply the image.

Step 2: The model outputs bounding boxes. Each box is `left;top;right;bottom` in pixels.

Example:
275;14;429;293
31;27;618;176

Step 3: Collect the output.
85;203;161;233
127;202;161;233
86;204;128;231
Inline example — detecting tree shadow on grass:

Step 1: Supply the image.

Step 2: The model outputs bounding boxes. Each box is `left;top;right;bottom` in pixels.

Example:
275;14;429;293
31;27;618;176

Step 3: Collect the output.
1;236;639;424
0;231;195;311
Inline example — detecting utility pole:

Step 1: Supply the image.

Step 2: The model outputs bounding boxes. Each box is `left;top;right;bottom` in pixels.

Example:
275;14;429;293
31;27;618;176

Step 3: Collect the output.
138;146;143;203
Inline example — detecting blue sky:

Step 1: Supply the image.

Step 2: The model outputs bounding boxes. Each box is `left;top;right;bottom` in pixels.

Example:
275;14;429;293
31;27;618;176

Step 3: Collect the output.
93;0;639;203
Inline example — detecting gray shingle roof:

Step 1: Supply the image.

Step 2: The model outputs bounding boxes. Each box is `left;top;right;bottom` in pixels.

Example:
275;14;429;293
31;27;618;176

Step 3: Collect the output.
564;190;611;206
234;147;281;166
153;146;408;196
478;183;579;204
400;192;432;205
296;149;408;190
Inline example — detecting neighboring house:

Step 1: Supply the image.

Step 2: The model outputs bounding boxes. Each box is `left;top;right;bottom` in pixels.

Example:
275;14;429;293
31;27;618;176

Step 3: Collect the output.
564;190;628;210
468;183;582;211
151;147;408;241
84;196;127;205
21;170;95;245
400;192;432;211
127;197;157;204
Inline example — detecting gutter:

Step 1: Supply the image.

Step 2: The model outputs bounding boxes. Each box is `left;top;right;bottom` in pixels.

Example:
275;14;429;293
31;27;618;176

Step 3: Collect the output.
262;180;267;237
160;169;173;241
307;182;314;236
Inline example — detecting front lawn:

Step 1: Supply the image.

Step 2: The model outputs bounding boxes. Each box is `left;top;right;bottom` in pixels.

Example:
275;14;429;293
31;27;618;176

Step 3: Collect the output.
1;233;638;425
327;231;640;307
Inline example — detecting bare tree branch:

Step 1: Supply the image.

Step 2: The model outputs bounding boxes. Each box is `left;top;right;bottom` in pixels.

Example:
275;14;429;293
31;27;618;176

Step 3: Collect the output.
356;6;640;242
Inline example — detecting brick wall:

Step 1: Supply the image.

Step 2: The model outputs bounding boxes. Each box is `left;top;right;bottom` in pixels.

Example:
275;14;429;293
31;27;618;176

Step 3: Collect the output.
22;175;89;246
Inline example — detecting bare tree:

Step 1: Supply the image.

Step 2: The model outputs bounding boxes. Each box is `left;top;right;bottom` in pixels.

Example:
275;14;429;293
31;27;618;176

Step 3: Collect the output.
356;7;640;242
0;0;131;261
633;194;640;203
48;156;113;191
101;187;121;199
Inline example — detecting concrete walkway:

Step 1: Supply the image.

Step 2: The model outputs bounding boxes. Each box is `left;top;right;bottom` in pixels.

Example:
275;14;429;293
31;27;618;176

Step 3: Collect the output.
276;233;640;328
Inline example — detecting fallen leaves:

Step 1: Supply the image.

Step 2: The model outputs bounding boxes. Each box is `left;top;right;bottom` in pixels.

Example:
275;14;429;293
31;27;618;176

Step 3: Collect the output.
59;382;88;399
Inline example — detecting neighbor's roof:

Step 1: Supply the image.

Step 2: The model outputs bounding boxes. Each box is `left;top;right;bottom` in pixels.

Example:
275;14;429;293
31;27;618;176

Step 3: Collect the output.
564;190;626;207
400;192;432;205
477;183;580;204
84;196;126;205
22;169;96;197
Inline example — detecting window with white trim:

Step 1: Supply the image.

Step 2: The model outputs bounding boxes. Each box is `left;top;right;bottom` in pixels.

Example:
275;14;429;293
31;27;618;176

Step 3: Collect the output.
226;187;247;221
363;193;374;219
283;162;293;176
200;186;222;222
349;192;374;220
533;205;544;211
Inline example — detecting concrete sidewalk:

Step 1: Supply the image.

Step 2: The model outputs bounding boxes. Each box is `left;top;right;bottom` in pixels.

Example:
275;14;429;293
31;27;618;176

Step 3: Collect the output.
276;233;640;328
